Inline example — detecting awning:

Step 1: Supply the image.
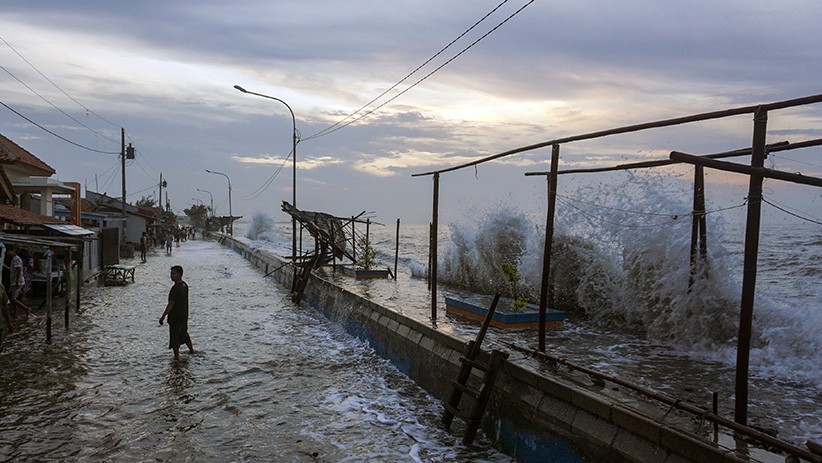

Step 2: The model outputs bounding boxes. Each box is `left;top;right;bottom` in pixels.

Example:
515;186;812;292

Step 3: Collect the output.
41;223;95;236
0;232;74;249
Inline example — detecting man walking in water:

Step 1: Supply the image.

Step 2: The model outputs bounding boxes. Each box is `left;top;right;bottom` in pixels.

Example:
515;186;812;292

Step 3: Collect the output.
159;265;194;360
139;232;148;263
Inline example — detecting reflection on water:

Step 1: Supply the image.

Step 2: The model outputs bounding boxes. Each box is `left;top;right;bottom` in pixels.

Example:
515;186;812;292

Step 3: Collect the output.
0;240;513;462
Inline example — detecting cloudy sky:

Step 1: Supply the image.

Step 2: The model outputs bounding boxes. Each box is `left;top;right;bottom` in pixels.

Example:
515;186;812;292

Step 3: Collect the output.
1;1;820;227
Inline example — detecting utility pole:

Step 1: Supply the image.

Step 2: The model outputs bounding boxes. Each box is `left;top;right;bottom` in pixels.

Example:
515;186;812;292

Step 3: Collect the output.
120;128;135;239
121;128;126;220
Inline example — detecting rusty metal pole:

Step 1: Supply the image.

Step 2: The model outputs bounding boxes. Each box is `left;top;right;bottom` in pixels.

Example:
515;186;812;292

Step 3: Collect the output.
734;106;768;425
538;144;560;352
431;173;440;321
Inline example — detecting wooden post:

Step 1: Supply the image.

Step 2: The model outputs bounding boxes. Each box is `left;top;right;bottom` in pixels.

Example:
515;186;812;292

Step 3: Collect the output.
75;241;84;313
735;106;768;425
427;223;432;291
331;224;336;273
431;173;440;321
689;165;706;288
538;144;560;352
394;218;400;280
351;216;356;264
64;249;71;328
46;249;53;343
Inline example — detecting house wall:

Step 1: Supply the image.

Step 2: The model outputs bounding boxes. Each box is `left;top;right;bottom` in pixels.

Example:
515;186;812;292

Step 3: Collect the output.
124;215;147;244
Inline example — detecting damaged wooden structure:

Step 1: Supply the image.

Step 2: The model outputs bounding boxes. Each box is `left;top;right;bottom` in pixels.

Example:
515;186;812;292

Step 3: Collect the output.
281;201;374;303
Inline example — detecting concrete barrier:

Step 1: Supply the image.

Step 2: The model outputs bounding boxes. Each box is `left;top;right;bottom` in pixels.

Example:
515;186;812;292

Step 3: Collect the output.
222;236;766;463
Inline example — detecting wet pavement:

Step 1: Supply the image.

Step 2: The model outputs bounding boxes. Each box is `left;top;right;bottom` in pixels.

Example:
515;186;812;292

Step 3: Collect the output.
0;239;513;463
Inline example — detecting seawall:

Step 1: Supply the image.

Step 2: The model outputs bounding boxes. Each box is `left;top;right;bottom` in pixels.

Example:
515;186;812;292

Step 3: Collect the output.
221;236;758;463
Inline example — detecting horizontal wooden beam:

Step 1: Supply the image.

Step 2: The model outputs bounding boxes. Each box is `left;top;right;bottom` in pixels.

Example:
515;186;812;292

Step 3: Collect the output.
669;151;822;187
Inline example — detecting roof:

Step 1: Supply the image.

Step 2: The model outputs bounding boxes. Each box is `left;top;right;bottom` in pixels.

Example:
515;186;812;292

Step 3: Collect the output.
41;223;95;236
0;133;56;176
0;203;63;225
0;232;74;249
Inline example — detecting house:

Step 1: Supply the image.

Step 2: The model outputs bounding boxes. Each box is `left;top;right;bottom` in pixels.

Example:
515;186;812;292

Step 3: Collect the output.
84;190;156;245
0;133;102;277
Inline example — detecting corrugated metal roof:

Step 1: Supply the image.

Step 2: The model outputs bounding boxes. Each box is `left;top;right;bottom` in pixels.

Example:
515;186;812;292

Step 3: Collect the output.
41;223;95;236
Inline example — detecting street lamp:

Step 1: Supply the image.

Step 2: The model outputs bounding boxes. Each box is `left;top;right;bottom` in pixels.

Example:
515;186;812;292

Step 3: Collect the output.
196;188;215;217
234;84;298;290
205;169;233;235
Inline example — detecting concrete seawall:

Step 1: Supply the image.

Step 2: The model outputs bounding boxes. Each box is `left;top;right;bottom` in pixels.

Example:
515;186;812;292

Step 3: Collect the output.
222;236;758;463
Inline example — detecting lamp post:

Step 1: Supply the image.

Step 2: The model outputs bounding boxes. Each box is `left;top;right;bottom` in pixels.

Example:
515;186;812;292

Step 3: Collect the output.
196;188;215;217
205;169;232;235
234;84;298;290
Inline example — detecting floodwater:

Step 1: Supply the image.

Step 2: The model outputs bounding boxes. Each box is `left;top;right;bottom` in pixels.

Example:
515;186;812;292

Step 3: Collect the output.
0;239;514;463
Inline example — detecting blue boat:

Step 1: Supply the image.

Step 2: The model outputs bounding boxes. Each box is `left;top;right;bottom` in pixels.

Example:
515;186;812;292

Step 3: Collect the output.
445;295;564;329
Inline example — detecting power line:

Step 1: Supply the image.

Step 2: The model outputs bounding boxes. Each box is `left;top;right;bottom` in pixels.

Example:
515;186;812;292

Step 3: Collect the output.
241;148;292;201
762;197;822;225
0;100;120;154
0;63;119;145
305;0;512;141
303;0;535;141
0;34;121;129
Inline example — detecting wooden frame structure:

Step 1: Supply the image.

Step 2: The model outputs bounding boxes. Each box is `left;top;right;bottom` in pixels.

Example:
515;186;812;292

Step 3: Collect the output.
412;93;822;460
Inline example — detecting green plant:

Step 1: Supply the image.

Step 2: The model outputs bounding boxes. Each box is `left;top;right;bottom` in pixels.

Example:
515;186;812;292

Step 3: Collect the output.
501;261;529;311
356;235;377;270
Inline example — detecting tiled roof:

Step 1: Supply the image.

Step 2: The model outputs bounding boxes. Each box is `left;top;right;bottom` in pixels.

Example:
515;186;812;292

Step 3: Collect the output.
0;203;63;225
0;133;56;176
55;197;96;213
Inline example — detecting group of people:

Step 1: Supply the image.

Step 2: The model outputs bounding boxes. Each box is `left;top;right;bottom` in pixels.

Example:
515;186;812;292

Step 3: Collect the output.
1;245;34;334
138;227;200;262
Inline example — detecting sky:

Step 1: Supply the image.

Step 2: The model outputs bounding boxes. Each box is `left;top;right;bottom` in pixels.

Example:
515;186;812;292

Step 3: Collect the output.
1;1;821;228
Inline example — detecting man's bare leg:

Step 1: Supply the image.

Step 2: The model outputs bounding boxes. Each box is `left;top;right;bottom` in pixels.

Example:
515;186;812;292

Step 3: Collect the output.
185;340;195;355
173;346;180;360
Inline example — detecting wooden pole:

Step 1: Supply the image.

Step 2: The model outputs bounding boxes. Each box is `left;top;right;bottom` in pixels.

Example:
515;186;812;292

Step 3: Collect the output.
689;165;706;288
351;216;356;264
75;241;84;313
735;106;768;425
538;144;560;352
64;249;71;328
46;249;53;343
394;218;400;280
331;224;336;273
431;173;440;321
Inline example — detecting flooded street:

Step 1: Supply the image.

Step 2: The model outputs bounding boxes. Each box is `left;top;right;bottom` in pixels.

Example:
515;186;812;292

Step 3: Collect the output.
0;239;513;463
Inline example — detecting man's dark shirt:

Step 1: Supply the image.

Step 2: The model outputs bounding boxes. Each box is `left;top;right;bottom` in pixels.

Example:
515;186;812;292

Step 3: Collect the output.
167;280;189;326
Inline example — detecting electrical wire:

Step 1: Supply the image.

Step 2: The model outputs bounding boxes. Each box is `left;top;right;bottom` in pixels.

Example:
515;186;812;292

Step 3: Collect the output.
305;0;512;141
0;100;120;154
303;0;535;141
762;197;822;225
1;63;119;145
240;148;293;201
556;196;683;229
1;34;121;129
